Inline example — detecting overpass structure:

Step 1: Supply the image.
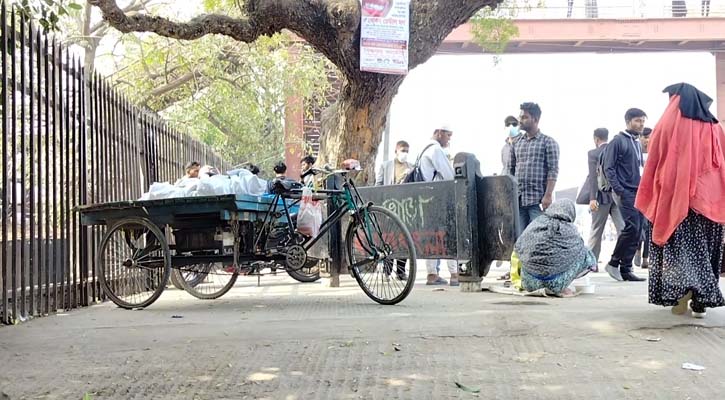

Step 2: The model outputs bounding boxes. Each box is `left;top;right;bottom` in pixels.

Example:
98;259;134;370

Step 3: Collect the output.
441;17;725;116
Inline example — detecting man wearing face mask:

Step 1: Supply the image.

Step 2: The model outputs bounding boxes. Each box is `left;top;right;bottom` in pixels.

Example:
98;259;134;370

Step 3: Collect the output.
501;115;520;175
376;140;413;186
375;140;413;281
602;108;648;282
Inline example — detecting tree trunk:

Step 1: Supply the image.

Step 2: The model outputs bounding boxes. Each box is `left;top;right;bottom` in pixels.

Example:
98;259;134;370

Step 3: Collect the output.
318;74;404;184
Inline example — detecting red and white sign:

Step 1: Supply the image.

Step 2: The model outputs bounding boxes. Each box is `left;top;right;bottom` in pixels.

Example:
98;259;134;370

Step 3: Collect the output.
360;0;410;75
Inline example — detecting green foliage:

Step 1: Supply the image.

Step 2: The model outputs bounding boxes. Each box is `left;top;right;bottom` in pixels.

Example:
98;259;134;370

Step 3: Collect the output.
12;0;82;31
51;0;331;174
470;0;543;54
110;30;329;172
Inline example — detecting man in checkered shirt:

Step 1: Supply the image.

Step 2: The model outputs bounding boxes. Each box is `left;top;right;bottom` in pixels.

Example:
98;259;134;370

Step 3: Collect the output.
507;102;560;233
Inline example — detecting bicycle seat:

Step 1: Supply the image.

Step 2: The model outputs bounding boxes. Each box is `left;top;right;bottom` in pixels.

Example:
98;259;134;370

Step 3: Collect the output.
272;178;303;194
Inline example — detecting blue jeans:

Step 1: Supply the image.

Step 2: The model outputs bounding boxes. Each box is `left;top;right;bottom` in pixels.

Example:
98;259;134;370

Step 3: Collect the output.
518;204;543;235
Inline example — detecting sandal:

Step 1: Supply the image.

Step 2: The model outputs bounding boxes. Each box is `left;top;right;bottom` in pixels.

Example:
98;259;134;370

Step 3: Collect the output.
426;276;448;286
672;291;693;315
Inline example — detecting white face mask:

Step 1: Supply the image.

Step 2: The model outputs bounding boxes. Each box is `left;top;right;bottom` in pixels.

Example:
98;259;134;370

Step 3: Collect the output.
396;152;409;163
506;125;520;138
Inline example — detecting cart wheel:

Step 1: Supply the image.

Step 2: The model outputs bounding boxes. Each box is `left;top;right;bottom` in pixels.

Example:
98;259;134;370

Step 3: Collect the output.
98;217;170;309
346;205;416;305
170;262;211;290
286;260;321;283
169;269;185;290
174;262;238;300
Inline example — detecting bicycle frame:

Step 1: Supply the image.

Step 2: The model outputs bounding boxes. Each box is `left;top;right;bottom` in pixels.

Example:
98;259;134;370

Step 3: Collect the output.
254;172;375;256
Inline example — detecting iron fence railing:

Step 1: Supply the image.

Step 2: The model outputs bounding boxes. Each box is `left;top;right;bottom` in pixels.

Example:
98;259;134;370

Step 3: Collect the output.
1;1;229;324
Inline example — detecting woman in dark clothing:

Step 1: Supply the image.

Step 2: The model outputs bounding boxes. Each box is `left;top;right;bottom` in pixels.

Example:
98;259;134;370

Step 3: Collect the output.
636;83;725;319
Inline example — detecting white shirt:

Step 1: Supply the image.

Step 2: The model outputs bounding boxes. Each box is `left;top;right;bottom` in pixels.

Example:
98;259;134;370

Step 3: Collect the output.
419;140;455;182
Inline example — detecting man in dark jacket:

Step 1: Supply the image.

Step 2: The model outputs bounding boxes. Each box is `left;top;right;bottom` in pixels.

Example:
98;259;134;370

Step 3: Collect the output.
582;128;624;264
603;108;648;282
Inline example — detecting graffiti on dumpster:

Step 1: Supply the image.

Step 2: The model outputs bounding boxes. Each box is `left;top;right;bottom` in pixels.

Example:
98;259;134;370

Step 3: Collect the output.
381;196;434;227
350;229;450;257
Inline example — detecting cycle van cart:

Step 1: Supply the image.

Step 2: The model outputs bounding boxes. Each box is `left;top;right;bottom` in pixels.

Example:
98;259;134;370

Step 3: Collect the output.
76;166;417;309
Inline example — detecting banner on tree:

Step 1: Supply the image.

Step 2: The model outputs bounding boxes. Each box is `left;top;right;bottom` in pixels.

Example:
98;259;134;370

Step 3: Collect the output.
359;0;410;75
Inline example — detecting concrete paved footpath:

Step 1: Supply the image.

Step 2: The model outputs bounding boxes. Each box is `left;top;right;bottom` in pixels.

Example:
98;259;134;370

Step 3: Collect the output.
1;269;725;400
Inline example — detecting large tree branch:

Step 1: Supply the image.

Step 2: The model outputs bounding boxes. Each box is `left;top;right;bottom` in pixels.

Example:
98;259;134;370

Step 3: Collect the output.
90;0;503;82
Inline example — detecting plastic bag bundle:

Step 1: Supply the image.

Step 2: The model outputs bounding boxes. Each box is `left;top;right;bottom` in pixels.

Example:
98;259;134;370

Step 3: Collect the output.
241;175;267;196
196;175;234;196
145;182;188;200
296;186;322;237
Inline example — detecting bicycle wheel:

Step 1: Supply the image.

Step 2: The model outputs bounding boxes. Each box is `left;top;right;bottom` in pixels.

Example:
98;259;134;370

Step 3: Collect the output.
175;262;238;300
346;205;416;305
98;217;170;309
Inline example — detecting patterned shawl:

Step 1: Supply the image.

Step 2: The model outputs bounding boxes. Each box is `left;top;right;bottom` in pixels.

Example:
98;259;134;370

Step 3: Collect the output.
514;199;588;279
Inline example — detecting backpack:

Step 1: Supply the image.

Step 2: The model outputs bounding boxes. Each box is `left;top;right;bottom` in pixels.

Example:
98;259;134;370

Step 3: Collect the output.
402;143;437;184
596;145;612;192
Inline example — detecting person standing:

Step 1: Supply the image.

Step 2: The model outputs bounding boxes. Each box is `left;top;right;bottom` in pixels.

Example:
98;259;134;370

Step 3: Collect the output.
497;115;520;274
635;127;653;268
375;140;413;186
603;108;647;282
419;124;458;286
582;128;624;264
637;83;725;318
508;102;560;233
500;116;519;175
375;140;413;280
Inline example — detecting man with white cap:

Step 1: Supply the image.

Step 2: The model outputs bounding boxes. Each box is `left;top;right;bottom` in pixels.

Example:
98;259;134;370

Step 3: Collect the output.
419;123;458;286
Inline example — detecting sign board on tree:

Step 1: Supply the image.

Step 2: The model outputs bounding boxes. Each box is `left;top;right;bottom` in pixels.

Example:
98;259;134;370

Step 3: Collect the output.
359;0;410;75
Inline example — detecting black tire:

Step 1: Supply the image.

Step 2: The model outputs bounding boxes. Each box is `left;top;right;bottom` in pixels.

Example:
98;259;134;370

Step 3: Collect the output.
346;205;416;305
175;262;238;300
286;260;321;283
98;217;170;309
169;258;210;289
169;269;184;290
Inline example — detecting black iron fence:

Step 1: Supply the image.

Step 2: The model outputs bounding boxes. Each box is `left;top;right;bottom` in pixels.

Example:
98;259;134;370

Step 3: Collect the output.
1;2;229;324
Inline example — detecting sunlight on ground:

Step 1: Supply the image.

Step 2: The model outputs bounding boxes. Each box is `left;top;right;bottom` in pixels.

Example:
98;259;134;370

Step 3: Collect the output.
406;374;433;380
587;320;618;335
513;352;547;363
632;359;666;370
385;378;408;387
247;372;278;381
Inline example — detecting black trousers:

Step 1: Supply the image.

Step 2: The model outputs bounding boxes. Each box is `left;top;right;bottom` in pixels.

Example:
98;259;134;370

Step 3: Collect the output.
609;191;642;271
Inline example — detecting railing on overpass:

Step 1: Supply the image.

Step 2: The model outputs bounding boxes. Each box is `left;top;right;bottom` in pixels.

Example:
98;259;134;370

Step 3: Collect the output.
497;0;724;19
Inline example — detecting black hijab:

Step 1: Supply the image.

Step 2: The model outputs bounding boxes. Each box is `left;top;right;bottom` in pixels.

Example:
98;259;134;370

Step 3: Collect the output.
662;83;718;123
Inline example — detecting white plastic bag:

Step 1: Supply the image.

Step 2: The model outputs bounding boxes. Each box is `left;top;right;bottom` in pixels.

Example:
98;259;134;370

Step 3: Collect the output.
230;175;248;197
147;182;186;200
242;175;267;196
297;187;322;237
196;175;233;196
174;177;200;190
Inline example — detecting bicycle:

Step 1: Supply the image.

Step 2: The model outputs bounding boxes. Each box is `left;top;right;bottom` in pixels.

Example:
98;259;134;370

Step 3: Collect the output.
261;160;417;305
